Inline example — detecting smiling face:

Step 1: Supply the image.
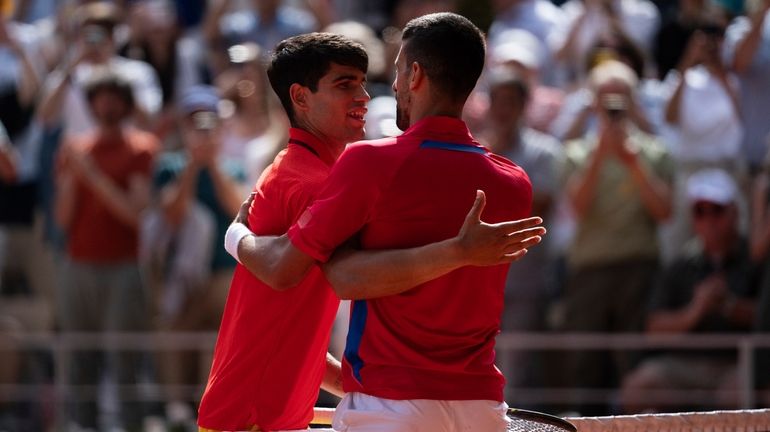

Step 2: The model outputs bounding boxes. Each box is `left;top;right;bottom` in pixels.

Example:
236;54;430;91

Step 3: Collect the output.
299;63;370;149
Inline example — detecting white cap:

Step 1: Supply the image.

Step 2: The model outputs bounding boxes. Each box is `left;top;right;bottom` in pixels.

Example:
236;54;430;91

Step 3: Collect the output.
686;168;737;205
490;29;544;71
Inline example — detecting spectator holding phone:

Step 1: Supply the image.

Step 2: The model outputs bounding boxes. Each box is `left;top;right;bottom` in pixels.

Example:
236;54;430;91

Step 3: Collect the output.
37;2;161;137
561;59;673;414
662;6;744;262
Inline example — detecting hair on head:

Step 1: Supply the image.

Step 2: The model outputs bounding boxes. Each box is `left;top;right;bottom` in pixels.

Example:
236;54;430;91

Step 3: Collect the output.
401;12;486;103
267;32;368;124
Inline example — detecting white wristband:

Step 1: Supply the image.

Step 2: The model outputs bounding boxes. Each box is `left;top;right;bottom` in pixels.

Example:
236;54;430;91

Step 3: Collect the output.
224;222;252;264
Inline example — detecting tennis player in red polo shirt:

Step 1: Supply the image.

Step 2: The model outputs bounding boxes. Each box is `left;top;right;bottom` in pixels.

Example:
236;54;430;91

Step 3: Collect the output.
229;13;536;432
199;32;543;432
197;33;370;432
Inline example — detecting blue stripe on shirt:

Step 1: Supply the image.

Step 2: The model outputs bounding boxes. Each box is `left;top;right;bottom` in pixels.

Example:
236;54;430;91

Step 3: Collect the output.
420;140;487;155
344;300;368;383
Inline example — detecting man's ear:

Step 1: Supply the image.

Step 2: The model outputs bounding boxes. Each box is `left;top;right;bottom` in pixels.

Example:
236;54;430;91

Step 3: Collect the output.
409;61;425;91
289;83;309;113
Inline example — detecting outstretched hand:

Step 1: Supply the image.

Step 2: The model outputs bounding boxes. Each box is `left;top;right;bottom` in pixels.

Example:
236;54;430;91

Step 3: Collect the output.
456;190;546;266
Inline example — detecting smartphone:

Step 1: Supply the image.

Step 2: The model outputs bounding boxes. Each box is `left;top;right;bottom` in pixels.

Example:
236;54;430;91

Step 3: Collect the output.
83;25;108;46
192;111;219;131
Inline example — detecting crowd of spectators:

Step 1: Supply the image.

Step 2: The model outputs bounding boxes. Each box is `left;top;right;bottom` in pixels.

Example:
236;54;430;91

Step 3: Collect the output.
0;0;769;430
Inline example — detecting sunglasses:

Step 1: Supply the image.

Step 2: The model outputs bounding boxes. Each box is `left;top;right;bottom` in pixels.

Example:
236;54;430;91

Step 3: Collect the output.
692;202;728;219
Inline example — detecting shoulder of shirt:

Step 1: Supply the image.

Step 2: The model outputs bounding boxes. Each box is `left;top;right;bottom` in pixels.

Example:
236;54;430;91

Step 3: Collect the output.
343;136;403;157
266;147;326;183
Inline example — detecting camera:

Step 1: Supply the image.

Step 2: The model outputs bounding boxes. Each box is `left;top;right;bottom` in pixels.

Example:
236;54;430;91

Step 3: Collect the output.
192;111;219;131
83;25;108;47
600;93;628;121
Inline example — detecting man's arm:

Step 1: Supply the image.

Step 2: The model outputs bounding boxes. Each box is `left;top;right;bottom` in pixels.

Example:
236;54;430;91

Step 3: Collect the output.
61;143;152;229
322;190;545;300
236;232;317;291
228;190;546;296
731;4;770;73
319;352;345;398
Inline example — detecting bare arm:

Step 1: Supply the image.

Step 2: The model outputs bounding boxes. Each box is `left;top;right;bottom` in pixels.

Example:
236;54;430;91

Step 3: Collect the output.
208;160;247;218
37;48;87;128
622;143;672;222
237;233;316;290
647;276;725;333
322;191;546;300
319;352;344;398
202;0;231;47
54;140;78;230
732;4;770;73
61;143;151;228
159;160;199;225
0;23;40;108
231;190;545;295
555;8;588;63
226;193;317;290
159;132;218;225
567;136;609;219
750;173;770;262
663;71;686;125
665;33;705;125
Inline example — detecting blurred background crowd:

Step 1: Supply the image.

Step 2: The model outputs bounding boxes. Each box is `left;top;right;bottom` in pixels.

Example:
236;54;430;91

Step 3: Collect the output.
0;0;769;430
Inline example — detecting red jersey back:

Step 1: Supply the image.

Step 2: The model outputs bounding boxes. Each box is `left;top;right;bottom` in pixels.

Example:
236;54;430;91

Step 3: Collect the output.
288;116;532;402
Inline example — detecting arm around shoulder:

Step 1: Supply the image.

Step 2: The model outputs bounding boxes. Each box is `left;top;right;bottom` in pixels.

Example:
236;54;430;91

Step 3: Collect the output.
236;231;316;291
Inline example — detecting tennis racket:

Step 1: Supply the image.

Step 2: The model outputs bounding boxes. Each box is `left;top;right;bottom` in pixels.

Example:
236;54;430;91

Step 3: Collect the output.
506;408;576;432
311;407;576;431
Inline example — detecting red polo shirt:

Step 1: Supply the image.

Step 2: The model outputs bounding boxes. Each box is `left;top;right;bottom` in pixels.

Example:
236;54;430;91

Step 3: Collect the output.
64;129;157;262
287;116;532;402
198;128;340;431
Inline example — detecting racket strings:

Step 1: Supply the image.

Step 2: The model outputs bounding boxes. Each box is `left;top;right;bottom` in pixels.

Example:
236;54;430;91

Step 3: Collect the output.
506;417;576;432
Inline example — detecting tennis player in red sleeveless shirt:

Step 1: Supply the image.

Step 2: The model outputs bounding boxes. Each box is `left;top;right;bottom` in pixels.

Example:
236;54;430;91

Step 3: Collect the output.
228;13;538;432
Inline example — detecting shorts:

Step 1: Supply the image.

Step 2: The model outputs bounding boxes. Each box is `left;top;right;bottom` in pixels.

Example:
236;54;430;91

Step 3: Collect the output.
332;392;510;432
199;425;309;432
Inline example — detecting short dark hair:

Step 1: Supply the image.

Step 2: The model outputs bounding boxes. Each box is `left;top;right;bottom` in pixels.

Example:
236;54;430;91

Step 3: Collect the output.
267;32;368;124
84;68;135;111
401;13;486;103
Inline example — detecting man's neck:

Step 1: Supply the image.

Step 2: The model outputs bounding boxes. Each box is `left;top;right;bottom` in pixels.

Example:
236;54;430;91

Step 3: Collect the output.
292;123;347;161
409;100;464;125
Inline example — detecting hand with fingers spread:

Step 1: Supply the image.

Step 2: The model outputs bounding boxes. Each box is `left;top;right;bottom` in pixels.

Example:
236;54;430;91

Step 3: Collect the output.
456;190;546;266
